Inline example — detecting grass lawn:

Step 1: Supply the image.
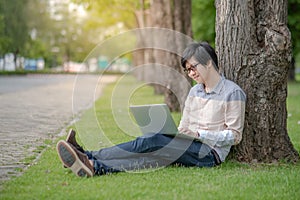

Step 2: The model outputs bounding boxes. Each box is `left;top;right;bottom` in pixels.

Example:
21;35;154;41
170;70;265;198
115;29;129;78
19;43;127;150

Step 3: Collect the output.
1;75;300;200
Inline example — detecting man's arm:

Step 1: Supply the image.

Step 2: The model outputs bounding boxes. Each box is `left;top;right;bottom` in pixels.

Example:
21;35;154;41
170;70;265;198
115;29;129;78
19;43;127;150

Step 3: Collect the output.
198;90;246;147
198;129;235;147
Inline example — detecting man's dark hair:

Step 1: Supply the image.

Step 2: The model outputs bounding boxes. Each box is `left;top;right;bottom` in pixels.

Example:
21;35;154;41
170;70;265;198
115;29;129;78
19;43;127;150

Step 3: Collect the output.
181;42;219;72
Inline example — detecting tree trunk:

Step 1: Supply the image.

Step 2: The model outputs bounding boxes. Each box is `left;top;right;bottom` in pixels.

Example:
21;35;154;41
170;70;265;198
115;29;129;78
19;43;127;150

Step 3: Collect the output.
288;56;295;81
150;0;193;111
165;0;193;112
215;0;299;162
132;1;149;81
150;0;172;95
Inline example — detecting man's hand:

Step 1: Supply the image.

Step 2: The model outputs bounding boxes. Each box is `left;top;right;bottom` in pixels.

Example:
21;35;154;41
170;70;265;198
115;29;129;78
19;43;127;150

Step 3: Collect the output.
178;127;199;138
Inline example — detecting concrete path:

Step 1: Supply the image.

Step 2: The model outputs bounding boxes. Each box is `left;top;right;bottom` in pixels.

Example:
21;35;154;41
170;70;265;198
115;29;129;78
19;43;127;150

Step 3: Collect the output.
0;74;117;185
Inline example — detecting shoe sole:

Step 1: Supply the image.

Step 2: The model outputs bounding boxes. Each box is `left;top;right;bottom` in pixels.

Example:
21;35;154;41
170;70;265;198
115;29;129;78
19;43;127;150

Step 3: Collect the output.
56;140;93;177
63;129;74;168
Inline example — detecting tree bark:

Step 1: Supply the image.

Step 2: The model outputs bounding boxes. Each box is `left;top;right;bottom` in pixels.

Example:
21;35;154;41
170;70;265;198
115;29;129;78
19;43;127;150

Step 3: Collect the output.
150;0;193;111
215;0;299;162
149;0;171;95
165;0;193;112
132;6;147;81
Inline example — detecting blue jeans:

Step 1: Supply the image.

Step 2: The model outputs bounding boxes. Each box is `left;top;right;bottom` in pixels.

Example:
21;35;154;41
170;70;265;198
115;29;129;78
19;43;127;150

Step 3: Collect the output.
85;133;217;175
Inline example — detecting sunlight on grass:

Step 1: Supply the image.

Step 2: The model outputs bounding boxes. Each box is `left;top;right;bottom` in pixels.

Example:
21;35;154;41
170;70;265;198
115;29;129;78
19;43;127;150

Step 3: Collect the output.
287;81;300;152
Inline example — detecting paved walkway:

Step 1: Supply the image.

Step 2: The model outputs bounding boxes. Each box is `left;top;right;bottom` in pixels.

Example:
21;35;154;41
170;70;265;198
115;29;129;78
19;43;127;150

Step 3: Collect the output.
0;74;118;185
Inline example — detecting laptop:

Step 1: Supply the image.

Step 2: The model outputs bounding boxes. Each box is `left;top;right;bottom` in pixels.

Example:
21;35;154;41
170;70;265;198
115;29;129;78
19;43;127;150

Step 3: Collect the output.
129;104;199;141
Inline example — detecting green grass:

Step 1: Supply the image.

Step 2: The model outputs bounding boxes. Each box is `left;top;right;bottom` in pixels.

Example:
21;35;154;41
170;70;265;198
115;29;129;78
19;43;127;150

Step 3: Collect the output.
287;81;300;151
1;75;300;200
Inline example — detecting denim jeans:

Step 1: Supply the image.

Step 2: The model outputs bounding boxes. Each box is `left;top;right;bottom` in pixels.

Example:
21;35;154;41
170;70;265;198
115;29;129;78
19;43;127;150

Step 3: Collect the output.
85;133;217;175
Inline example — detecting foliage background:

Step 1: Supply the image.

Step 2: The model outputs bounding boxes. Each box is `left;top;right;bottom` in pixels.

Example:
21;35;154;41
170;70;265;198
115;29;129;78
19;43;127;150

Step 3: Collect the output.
0;0;299;69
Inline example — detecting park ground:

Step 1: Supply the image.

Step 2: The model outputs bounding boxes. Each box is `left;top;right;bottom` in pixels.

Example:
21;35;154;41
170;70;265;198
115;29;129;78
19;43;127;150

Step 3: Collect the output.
1;74;300;200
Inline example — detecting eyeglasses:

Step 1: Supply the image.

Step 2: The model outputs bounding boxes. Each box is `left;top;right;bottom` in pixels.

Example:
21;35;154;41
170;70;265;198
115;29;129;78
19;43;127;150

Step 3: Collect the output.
184;63;200;74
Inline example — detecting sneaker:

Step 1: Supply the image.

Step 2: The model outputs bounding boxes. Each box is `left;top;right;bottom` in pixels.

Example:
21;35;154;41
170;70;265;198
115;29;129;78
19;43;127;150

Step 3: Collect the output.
66;129;85;153
56;140;94;177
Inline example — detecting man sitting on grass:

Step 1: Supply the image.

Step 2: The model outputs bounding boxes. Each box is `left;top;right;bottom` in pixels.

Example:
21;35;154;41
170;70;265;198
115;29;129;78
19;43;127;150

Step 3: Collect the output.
56;42;246;177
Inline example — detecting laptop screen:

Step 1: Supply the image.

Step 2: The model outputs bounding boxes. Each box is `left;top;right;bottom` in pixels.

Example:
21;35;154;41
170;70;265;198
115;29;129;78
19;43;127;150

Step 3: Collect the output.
129;104;178;135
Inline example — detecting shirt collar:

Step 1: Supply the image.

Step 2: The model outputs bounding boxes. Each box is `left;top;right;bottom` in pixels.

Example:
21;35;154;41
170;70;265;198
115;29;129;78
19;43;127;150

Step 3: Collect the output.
211;76;225;94
196;76;225;95
198;75;225;95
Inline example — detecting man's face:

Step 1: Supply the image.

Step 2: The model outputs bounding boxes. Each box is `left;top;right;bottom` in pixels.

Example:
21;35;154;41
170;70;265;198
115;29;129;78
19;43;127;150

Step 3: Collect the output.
185;57;207;84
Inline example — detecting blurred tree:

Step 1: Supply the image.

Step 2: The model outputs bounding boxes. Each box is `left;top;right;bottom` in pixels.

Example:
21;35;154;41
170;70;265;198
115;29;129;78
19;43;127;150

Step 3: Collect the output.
23;0;53;67
0;14;10;70
24;39;49;60
72;0;136;30
149;0;193;112
72;0;145;59
29;0;95;67
45;0;83;66
0;0;29;69
192;0;215;46
74;0;193;111
69;0;141;68
216;0;299;162
288;0;300;80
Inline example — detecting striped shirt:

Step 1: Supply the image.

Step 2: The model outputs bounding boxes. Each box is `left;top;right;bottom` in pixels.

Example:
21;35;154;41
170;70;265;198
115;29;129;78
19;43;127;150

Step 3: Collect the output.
178;76;246;162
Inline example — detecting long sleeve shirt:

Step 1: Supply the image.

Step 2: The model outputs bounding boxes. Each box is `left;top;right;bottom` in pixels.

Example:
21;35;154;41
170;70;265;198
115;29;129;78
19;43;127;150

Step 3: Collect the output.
178;76;246;162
